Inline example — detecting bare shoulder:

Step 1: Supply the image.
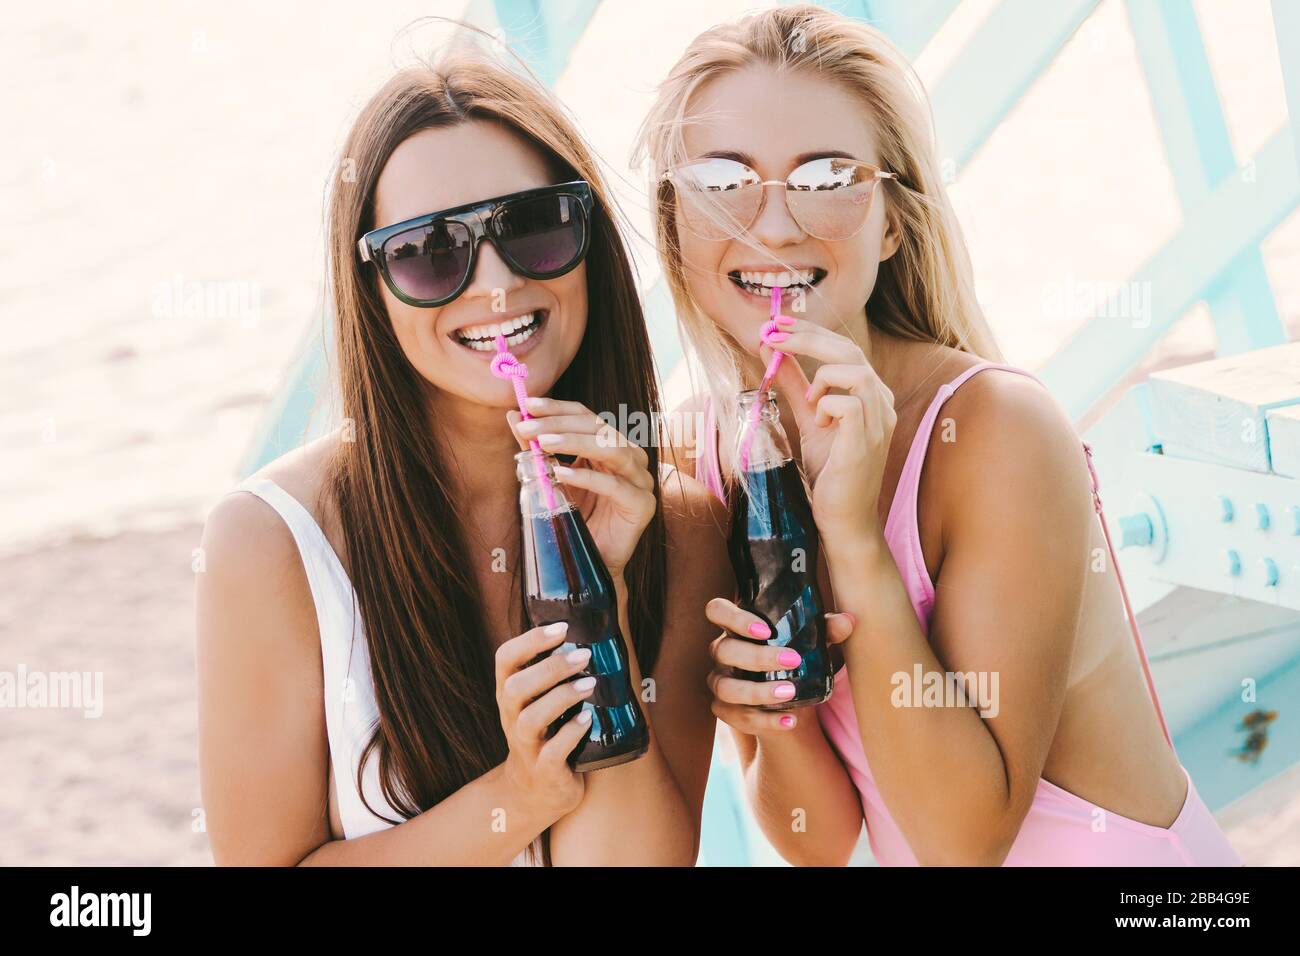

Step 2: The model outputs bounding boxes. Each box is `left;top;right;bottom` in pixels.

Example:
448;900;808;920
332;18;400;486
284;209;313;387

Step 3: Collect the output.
930;364;1092;529
656;461;732;613
658;460;728;547
199;429;346;609
250;429;346;527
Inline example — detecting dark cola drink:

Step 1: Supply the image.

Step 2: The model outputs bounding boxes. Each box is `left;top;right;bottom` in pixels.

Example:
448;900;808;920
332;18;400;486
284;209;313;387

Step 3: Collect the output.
516;450;649;771
728;389;834;709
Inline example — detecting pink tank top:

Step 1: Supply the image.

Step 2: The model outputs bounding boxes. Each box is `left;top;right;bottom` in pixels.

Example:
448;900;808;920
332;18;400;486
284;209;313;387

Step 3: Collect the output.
697;361;1241;866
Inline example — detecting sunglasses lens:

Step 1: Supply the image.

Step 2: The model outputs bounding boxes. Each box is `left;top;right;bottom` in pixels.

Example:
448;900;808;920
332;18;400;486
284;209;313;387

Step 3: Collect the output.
672;158;762;240
786;158;878;240
382;219;473;303
495;193;587;275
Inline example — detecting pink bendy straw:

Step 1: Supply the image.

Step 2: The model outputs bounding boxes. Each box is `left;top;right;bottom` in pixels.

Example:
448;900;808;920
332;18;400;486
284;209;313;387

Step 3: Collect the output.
491;333;559;512
739;287;791;471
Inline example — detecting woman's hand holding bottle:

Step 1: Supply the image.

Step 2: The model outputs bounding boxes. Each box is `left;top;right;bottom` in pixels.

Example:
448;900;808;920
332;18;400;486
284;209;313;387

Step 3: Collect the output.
509;397;656;577
495;621;593;820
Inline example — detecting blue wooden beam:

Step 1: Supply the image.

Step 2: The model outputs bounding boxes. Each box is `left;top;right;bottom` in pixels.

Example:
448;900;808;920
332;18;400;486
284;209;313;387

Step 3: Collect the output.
829;0;959;59
929;0;1099;169
1275;0;1300;173
1125;0;1284;357
1041;129;1300;420
491;0;601;87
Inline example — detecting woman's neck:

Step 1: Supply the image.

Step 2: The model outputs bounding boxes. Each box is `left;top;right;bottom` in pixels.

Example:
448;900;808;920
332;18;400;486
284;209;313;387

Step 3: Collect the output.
427;388;523;513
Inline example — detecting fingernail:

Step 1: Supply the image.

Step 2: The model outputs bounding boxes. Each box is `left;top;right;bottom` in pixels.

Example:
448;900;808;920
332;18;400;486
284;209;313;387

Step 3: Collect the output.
803;385;814;402
576;709;592;724
748;621;771;639
554;465;575;480
544;622;569;636
778;649;802;668
538;433;562;446
565;648;592;665
776;315;796;326
766;331;790;343
574;676;597;692
515;419;540;433
780;715;796;729
525;396;547;409
773;683;796;700
826;611;856;629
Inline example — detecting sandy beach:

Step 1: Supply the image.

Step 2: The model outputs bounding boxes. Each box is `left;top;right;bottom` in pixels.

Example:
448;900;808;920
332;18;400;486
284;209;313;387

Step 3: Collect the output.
2;0;1298;865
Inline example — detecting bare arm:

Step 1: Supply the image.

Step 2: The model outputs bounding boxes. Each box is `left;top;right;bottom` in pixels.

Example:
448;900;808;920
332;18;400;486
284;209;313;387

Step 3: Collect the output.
196;493;583;866
822;379;1093;865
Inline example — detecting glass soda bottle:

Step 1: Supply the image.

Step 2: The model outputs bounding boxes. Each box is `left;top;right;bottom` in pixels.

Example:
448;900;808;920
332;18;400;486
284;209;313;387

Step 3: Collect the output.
516;449;649;771
728;389;835;709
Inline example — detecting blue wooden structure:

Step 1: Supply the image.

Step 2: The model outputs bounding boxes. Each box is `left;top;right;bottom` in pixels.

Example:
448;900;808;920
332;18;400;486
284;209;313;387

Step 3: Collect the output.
240;1;1300;864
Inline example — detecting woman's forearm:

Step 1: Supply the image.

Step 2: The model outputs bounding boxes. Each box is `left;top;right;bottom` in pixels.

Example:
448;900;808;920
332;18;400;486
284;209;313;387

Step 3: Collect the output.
549;576;696;865
297;762;555;866
737;719;864;866
823;524;1020;865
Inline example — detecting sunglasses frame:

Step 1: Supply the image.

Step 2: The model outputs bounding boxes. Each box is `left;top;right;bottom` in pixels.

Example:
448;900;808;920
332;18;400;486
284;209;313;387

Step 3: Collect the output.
357;180;595;308
662;157;898;241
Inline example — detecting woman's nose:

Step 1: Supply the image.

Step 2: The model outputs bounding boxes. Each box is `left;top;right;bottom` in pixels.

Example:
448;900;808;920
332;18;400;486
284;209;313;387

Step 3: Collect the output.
461;239;526;304
747;184;804;248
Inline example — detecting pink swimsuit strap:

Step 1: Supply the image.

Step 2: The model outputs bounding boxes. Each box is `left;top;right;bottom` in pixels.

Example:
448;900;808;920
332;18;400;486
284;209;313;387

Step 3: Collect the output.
696;361;1175;753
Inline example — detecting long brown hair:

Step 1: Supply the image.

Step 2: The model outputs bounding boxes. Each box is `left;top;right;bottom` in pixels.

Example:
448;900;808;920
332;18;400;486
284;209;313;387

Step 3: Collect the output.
323;47;667;855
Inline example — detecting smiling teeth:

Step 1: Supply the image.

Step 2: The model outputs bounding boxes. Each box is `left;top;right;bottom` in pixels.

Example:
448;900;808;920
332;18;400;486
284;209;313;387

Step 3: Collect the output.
457;311;543;350
737;269;815;288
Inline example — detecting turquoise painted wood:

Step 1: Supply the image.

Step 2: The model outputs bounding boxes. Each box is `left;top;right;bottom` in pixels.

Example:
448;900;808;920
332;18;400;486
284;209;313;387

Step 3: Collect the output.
1174;650;1300;813
929;0;1098;169
1125;0;1284;357
1042;129;1300;420
491;0;601;87
1275;0;1300;167
825;0;959;59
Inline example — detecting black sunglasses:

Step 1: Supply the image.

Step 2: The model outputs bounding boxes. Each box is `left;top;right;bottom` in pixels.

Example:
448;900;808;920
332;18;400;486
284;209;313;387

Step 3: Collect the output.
357;180;594;308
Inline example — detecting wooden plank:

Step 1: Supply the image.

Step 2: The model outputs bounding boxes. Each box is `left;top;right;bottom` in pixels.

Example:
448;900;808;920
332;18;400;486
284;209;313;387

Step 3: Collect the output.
1274;0;1300;170
1146;342;1300;471
1266;404;1300;479
852;0;960;59
1125;0;1284;355
929;0;1098;168
1042;129;1300;421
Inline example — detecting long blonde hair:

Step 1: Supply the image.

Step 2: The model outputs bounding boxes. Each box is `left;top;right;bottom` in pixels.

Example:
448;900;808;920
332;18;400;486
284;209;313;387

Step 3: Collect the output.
634;4;1002;476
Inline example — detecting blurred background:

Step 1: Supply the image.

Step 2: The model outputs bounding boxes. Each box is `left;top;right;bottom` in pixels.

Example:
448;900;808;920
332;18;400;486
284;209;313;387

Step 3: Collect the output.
3;0;1298;865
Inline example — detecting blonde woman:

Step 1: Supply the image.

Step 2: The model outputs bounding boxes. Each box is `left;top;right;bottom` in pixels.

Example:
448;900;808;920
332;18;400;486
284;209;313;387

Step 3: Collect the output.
636;5;1239;866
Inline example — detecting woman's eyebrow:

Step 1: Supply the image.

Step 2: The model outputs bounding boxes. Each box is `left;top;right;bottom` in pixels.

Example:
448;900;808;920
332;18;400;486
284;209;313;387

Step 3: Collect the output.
697;148;865;167
700;149;753;164
792;149;862;164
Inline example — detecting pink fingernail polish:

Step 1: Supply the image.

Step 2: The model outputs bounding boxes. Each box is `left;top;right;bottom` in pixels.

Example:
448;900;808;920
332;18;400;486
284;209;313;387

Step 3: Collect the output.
780;715;795;728
803;385;814;402
773;683;796;700
776;315;796;326
778;650;801;668
748;621;771;639
767;331;790;343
